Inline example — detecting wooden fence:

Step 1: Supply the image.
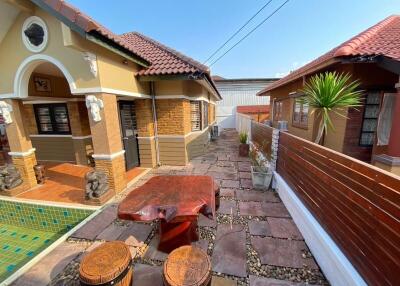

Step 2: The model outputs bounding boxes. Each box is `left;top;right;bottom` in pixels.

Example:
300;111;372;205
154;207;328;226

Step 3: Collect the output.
251;121;273;159
277;131;400;286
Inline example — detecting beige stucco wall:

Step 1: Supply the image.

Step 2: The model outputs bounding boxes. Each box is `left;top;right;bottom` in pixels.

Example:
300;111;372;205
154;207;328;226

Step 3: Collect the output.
0;5;148;96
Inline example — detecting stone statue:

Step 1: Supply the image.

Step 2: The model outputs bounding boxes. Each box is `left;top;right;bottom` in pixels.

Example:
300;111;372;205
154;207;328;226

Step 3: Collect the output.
0;165;23;191
85;95;103;122
0;101;13;124
85;170;109;200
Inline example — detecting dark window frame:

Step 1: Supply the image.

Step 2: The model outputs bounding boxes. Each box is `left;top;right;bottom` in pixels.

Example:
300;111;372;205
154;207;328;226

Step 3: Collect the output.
34;103;71;135
190;101;202;131
274;100;283;122
292;97;309;129
359;91;381;147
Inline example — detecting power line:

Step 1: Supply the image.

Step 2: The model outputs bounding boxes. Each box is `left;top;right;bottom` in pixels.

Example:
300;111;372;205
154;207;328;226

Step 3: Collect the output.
208;0;290;68
203;0;274;64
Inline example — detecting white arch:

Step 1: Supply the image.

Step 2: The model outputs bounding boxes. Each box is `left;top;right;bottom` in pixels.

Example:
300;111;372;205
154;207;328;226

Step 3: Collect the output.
13;54;76;98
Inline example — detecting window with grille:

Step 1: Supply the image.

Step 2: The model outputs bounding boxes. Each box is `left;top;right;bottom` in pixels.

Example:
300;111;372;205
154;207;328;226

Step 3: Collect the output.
203;102;208;128
274;101;283;121
34;103;71;134
190;101;201;131
359;92;380;146
292;97;308;127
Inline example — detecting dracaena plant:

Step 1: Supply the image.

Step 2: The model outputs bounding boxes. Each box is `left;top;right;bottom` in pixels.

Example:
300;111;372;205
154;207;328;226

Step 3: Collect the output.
301;72;363;144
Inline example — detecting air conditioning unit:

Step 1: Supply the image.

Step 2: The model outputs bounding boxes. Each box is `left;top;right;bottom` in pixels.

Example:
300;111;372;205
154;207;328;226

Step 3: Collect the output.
277;121;288;131
211;125;219;140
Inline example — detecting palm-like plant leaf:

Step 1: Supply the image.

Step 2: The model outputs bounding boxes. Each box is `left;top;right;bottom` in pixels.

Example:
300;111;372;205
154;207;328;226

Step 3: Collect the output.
301;72;363;144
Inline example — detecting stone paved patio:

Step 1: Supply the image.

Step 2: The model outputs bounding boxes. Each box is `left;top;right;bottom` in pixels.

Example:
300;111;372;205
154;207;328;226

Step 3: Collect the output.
12;129;329;286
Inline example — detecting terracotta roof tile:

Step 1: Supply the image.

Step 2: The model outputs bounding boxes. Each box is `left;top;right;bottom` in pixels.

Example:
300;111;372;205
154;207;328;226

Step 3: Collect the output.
37;0;219;96
237;105;269;114
120;32;209;77
258;15;400;95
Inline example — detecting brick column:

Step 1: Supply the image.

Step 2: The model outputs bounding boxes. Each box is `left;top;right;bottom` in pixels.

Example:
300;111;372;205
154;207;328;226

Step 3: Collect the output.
86;94;127;193
135;99;157;167
5;99;37;190
67;101;92;165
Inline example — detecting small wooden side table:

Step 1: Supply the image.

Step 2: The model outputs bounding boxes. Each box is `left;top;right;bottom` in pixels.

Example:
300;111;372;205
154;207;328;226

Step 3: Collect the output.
163;245;211;286
79;241;132;286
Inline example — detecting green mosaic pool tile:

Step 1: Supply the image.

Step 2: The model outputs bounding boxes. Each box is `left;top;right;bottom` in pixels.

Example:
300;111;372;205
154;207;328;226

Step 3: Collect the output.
0;200;93;233
0;224;62;282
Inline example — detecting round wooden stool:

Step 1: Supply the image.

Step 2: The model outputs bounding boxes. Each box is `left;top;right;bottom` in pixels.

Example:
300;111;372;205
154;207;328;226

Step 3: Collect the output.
79;241;132;286
163;245;211;286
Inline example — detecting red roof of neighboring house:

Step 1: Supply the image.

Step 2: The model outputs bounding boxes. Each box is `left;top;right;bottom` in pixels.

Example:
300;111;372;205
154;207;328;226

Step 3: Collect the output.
258;15;400;95
120;32;209;77
237;105;269;114
37;0;217;91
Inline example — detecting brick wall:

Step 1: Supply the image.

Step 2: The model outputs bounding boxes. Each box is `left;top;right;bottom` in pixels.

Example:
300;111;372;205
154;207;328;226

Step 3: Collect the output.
156;99;187;135
12;153;37;190
135;99;155;137
67;102;91;136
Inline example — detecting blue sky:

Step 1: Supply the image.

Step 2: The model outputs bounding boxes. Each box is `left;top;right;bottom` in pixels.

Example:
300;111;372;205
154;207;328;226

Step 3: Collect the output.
68;0;399;79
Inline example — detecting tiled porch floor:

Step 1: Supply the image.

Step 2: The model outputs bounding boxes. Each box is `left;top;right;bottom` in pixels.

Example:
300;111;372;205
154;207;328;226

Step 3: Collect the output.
12;130;329;286
15;163;147;206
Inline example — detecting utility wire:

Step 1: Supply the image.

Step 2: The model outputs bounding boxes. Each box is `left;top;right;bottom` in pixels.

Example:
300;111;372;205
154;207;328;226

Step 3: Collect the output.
203;0;274;64
208;0;290;68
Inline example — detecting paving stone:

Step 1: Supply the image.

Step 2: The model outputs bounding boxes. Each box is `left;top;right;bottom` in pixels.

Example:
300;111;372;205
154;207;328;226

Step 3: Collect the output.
239;171;251;179
209;166;236;173
96;223;127;241
71;204;117;240
220;188;235;198
221;180;240;188
248;220;272;236
238;201;265;216
198;213;217;227
212;224;247;277
117;222;153;242
218;200;237;215
251;237;318;269
13;242;86;286
249;275;308;286
192;239;209;252
238;161;251;171
143;234;168;261
268;217;303;240
212;276;238;286
261;202;291;218
236;190;280;202
217;160;236;168
207;171;238;180
240;178;253;188
132;264;163;286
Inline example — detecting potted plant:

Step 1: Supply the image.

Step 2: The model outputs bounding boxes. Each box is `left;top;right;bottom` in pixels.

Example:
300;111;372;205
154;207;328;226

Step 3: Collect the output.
238;132;249;157
249;143;273;190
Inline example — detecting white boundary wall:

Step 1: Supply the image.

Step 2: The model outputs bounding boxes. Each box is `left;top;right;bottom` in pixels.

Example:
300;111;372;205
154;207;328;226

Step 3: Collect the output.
235;112;252;139
274;172;367;286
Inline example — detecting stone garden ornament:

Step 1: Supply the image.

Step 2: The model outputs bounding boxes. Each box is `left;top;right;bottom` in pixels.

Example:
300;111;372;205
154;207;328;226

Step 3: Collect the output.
0;101;13;124
86;95;104;122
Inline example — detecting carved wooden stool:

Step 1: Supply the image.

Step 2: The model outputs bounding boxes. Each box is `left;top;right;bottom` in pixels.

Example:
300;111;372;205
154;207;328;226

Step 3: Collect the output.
79;241;132;286
163;245;211;286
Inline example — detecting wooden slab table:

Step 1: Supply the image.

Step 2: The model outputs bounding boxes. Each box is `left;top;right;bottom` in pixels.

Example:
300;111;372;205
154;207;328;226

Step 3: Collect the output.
118;175;218;253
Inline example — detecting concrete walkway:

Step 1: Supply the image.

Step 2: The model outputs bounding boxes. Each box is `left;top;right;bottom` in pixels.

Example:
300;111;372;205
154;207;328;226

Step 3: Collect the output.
12;129;329;286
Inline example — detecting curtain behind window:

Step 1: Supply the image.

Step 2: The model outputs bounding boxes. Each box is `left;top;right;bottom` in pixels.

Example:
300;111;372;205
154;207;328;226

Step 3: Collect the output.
377;93;396;146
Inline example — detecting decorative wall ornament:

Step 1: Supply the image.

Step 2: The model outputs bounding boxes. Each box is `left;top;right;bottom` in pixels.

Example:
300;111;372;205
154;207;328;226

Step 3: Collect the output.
22;16;48;53
0;165;23;191
33;76;51;92
0;101;13;124
83;52;98;77
85;95;104;122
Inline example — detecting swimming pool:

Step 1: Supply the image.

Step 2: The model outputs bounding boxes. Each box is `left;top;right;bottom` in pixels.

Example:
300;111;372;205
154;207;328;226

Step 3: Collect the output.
0;199;94;283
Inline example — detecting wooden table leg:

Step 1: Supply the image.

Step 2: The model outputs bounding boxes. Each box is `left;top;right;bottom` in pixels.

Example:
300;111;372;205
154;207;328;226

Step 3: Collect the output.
158;218;199;253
